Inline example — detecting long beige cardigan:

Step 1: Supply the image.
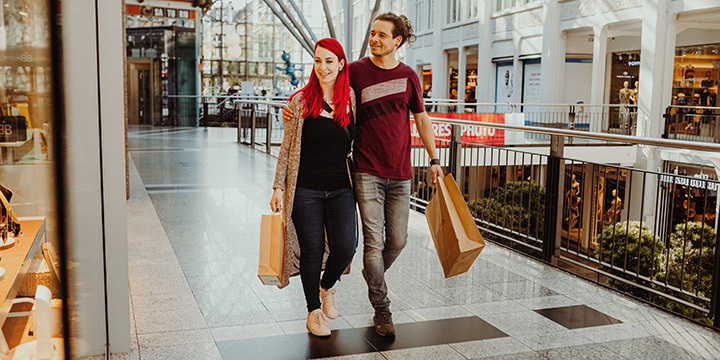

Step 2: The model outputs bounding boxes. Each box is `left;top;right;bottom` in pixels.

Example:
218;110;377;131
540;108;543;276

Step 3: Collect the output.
272;89;356;288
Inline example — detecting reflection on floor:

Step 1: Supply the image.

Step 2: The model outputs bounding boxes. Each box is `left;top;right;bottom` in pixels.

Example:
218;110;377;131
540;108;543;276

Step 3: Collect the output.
122;126;719;360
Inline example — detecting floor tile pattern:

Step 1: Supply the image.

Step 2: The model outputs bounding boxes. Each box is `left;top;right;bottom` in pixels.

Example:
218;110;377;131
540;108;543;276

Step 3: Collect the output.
118;126;720;360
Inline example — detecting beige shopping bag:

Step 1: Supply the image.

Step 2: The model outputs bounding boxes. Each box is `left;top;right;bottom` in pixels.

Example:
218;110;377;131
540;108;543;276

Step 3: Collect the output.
258;212;286;285
426;174;485;278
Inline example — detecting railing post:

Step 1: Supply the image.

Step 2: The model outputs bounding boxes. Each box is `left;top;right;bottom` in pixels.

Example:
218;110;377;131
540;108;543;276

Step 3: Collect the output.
240;103;244;143
449;124;462;178
250;103;256;149
542;134;565;263
202;101;209;127
266;106;272;154
710;227;720;329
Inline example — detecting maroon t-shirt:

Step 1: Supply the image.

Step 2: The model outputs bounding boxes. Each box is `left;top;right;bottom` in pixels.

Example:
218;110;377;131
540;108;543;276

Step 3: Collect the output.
349;57;425;180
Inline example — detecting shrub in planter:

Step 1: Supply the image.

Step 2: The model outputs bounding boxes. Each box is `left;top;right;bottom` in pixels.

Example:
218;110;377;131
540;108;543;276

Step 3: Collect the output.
656;221;716;296
594;221;665;288
652;221;716;324
467;181;545;238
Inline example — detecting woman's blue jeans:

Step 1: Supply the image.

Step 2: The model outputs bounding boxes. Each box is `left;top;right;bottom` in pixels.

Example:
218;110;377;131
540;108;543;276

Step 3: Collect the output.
292;187;357;312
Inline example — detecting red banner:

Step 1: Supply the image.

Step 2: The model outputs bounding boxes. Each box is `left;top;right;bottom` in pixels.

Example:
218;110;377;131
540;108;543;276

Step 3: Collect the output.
411;113;505;146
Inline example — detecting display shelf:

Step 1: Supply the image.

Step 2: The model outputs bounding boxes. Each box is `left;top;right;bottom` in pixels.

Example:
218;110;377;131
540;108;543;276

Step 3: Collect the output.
0;218;46;326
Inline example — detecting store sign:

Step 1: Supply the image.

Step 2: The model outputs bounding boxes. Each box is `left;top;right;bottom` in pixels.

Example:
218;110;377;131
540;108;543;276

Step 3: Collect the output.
127;5;196;19
411;113;506;146
659;172;719;191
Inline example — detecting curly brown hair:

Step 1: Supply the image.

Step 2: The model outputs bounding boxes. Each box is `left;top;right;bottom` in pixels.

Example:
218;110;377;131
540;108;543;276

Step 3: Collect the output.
374;12;416;48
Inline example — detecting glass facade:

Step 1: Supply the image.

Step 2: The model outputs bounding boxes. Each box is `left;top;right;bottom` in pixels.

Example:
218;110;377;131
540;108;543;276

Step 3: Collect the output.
200;0;325;96
0;0;67;357
672;44;720;107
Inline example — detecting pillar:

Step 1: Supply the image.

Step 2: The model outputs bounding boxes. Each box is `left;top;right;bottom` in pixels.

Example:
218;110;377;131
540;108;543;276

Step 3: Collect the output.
590;24;608;131
458;46;467;112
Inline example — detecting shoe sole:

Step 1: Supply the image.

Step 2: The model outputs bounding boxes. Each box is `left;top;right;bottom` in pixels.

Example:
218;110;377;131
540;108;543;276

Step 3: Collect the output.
307;326;331;337
375;326;395;336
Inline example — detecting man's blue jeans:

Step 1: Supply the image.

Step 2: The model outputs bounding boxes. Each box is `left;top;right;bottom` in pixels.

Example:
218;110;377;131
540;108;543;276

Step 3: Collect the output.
354;172;411;312
292;187;357;312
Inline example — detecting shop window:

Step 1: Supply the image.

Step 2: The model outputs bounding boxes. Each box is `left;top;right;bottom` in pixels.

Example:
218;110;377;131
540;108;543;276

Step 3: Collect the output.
1;0;67;357
661;162;718;236
672;44;719;107
608;51;641;131
427;0;436;29
414;0;425;31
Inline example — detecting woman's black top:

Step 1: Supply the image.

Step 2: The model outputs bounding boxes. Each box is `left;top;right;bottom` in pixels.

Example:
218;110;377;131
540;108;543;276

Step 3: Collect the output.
296;101;355;190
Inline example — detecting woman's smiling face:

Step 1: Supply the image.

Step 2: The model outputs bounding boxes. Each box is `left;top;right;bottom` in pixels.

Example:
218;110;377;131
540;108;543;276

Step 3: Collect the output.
314;46;344;86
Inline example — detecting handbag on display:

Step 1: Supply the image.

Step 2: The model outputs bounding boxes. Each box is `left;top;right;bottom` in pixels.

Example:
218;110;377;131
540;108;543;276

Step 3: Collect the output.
426;174;485;278
0;185;21;240
258;211;286;286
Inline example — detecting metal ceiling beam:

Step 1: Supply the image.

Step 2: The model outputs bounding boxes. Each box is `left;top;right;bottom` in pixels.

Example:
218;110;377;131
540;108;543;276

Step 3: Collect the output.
359;0;382;59
344;0;352;61
273;0;316;51
321;0;337;40
259;0;314;55
287;0;318;43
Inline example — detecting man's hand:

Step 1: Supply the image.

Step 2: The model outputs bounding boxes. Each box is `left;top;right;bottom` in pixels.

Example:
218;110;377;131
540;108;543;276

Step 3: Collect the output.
430;164;444;184
282;105;293;122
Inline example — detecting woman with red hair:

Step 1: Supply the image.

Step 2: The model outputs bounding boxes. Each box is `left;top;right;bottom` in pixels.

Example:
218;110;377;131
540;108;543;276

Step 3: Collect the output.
270;38;356;337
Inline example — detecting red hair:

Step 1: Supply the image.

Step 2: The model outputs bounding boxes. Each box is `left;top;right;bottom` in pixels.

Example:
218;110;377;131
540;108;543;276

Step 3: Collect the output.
290;38;351;127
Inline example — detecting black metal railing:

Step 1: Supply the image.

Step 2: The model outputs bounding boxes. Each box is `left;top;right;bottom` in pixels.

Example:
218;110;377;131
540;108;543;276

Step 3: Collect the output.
664;105;720;143
236;99;286;154
407;117;720;328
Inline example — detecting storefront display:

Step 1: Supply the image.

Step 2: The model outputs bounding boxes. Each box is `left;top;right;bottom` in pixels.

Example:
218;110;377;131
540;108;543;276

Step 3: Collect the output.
1;0;65;357
672;44;719;107
449;68;479;103
495;62;514;113
608;51;641;131
661;161;718;231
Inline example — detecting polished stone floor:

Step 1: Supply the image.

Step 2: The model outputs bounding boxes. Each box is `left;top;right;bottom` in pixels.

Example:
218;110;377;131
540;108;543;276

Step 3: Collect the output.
122;126;720;359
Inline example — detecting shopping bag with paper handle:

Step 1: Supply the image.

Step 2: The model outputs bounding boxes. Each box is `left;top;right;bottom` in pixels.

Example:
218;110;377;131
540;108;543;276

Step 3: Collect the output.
425;174;485;278
258;211;286;285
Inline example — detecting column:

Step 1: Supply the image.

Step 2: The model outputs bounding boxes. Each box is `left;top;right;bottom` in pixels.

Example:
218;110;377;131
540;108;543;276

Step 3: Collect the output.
539;0;561;103
476;0;493;110
431;0;446;102
636;0;671;226
637;0;670;139
458;46;467;112
64;0;130;357
590;24;608;131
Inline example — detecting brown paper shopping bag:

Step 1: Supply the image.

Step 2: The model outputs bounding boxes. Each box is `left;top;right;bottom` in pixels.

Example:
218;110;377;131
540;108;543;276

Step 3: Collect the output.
258;212;286;285
426;174;485;278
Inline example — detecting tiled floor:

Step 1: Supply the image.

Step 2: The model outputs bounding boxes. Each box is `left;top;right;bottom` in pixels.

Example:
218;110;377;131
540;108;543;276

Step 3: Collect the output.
121;126;720;360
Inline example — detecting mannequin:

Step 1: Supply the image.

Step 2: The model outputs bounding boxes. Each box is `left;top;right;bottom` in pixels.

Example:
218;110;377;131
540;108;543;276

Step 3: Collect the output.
630;81;638;105
565;174;582;230
604;189;623;225
618;81;632;132
629;81;639;133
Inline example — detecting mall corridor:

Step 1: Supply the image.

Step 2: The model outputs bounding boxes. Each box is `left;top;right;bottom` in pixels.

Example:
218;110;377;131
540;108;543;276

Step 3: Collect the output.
123;126;720;360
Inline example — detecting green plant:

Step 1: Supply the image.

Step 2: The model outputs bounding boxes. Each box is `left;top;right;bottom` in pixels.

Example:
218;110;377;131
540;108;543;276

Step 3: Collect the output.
657;221;716;296
650;222;716;325
467;180;546;239
594;221;665;281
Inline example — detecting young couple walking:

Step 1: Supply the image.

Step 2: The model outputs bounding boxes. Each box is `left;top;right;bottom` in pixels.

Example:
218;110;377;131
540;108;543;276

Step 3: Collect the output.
270;12;443;337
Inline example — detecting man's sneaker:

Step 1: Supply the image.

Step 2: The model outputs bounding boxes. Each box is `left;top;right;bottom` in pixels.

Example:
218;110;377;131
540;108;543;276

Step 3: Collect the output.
320;287;338;319
307;309;331;337
373;311;396;336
